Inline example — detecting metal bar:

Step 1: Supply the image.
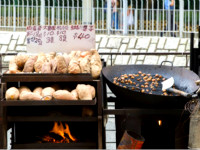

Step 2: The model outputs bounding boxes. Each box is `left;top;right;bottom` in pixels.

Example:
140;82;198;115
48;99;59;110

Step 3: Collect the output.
107;0;111;34
62;0;65;25
179;0;184;37
67;0;69;25
36;0;38;25
99;52;190;55
31;0;33;25
51;0;55;25
152;0;154;36
190;33;195;71
3;0;6;27
8;0;10;29
48;0;50;25
146;0;148;36
72;0;75;24
123;0;128;35
22;0;25;29
0;1;1;28
13;0;16;31
57;0;60;25
40;0;45;25
134;0;138;35
103;109;186;116
26;0;29;26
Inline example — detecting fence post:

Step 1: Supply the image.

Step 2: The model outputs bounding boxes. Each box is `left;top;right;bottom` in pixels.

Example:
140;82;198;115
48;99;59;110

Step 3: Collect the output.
123;0;128;35
13;0;16;31
51;1;55;25
134;0;138;36
179;0;184;38
40;0;45;25
82;0;92;24
107;0;111;35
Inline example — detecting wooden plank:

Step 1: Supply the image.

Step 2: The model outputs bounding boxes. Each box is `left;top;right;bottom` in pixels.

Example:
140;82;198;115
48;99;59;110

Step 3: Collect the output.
13;142;96;149
1;98;96;106
1;73;94;82
7;116;98;122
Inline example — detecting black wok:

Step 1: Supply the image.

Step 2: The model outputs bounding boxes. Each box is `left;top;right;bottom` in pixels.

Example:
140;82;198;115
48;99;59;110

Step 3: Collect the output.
102;64;200;108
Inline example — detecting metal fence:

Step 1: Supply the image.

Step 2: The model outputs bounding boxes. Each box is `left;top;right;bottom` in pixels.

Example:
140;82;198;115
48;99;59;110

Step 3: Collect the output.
0;0;199;37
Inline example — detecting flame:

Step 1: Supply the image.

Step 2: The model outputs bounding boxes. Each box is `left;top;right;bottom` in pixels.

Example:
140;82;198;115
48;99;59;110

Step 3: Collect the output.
158;120;162;126
50;122;76;142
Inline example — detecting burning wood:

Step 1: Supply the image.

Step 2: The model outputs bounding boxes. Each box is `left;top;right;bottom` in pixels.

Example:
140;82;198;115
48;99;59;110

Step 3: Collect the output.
42;122;76;143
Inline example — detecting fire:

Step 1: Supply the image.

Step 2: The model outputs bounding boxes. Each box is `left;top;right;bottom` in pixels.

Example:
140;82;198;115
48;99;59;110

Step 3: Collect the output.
42;122;76;143
158;120;162;126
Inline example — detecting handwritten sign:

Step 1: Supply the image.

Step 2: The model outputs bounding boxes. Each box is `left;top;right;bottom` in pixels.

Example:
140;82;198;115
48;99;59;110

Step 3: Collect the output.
26;25;95;53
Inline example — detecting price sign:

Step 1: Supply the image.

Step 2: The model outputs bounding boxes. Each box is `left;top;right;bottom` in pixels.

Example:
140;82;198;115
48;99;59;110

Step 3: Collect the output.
26;25;95;53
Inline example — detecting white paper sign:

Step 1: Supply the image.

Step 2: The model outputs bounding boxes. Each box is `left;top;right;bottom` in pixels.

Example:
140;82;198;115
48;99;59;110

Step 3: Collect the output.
26;25;95;53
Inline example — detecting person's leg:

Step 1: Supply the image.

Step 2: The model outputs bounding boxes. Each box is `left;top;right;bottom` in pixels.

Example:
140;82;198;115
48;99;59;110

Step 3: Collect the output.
116;12;119;30
161;10;168;37
170;10;176;37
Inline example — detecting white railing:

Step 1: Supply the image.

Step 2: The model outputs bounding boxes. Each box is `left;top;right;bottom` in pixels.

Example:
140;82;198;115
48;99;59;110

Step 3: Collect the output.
0;0;200;37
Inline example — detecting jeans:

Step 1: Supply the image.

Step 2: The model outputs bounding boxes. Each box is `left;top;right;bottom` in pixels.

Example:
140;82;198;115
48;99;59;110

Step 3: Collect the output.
164;10;177;37
112;12;119;30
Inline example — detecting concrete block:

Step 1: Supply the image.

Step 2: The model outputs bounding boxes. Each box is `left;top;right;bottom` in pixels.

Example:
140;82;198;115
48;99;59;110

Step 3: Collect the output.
106;118;116;130
17;33;26;45
174;56;186;66
96;43;99;50
128;55;137;64
158;56;167;65
4;56;15;62
106;143;116;150
1;45;8;53
99;37;108;48
106;131;116;142
98;49;111;62
167;55;175;62
114;55;130;65
156;50;169;53
96;35;102;42
128;38;137;49
24;38;27;46
0;33;12;44
135;37;151;49
138;50;146;61
164;38;180;50
151;37;159;44
126;49;140;53
122;38;130;44
186;39;190;51
144;56;159;65
157;38;166;49
148;44;156;52
119;44;127;52
178;45;185;53
12;33;20;40
194;38;198;48
180;38;188;45
136;61;143;64
16;46;27;51
8;40;17;51
107;38;122;49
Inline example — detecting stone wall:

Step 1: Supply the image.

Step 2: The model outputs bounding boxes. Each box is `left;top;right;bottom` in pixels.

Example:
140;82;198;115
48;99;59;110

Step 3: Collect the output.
96;35;197;67
0;32;197;67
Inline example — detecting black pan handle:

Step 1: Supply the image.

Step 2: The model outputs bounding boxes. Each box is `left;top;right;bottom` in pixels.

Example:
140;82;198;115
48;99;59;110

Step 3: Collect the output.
160;61;173;70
